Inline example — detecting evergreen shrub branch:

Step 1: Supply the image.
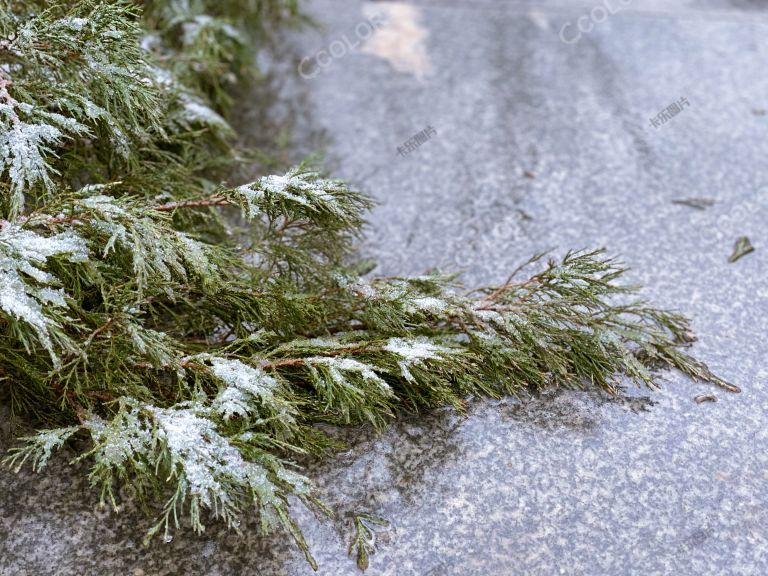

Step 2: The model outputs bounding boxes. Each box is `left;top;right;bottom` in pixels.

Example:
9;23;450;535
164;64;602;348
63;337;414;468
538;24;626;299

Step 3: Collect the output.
0;0;738;569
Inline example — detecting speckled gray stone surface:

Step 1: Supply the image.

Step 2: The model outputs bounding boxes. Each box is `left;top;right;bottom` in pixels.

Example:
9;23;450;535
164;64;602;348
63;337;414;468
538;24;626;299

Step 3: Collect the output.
2;1;767;575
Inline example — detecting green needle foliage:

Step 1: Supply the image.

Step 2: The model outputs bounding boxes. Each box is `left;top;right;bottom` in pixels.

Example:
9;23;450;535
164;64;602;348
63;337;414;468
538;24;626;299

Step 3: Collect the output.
0;0;738;569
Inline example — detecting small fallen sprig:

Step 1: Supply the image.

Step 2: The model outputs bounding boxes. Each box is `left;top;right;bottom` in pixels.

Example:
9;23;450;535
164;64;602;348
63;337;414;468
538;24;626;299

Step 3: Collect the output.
729;236;755;263
348;513;391;571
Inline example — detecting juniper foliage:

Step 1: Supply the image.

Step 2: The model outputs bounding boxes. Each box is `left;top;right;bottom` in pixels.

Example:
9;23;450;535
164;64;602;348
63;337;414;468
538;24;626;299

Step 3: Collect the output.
1;0;737;569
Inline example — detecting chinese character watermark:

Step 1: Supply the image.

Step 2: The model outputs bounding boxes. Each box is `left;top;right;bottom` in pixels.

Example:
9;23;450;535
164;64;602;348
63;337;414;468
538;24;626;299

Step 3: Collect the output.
397;125;437;158
649;96;690;129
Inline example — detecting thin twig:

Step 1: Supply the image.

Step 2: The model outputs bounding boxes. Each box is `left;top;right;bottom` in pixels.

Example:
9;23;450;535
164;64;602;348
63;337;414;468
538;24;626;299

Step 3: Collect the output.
154;195;229;212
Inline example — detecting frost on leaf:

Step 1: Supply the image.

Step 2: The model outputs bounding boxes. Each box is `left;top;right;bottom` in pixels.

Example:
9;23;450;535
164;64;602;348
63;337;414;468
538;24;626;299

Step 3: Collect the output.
84;408;153;470
344;276;452;316
174;232;219;283
125;321;176;367
175;94;231;132
5;426;80;472
308;357;392;394
66;195;218;292
231;167;352;220
0;225;89;363
383;336;455;382
78;193;129;217
5;1;161;176
150;405;245;507
145;65;231;135
203;357;282;421
145;403;311;533
83;399;311;538
0;102;89;214
55;17;89;32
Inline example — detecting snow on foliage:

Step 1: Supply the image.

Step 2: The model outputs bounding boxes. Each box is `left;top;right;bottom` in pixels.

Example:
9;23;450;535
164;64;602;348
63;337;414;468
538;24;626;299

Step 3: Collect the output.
84;408;153;468
383;337;455;382
83;398;311;537
341;276;451;316
148;404;256;507
0;225;88;362
0;103;89;214
177;94;230;131
233;167;349;219
206;357;280;420
308;356;392;393
5;426;80;472
1;1;160;215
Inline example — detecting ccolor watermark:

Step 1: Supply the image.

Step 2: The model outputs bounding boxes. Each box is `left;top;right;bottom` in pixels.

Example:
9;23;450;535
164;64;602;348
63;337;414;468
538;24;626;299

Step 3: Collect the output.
298;14;388;79
559;0;632;45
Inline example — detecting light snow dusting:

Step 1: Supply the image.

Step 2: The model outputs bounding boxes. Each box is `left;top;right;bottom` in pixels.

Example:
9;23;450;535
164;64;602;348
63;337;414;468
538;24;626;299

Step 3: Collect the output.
406;295;447;314
232;168;348;220
56;17;89;32
0;96;89;214
1;120;64;211
383;336;454;382
146;404;285;514
16;426;80;471
310;356;391;393
86;399;299;518
0;226;89;362
79;194;128;217
233;184;265;218
178;95;230;131
259;174;312;207
207;357;279;420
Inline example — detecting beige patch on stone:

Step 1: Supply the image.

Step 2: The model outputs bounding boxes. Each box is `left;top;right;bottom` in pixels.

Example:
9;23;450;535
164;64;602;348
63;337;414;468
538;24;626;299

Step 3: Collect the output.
361;2;432;80
528;10;550;31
